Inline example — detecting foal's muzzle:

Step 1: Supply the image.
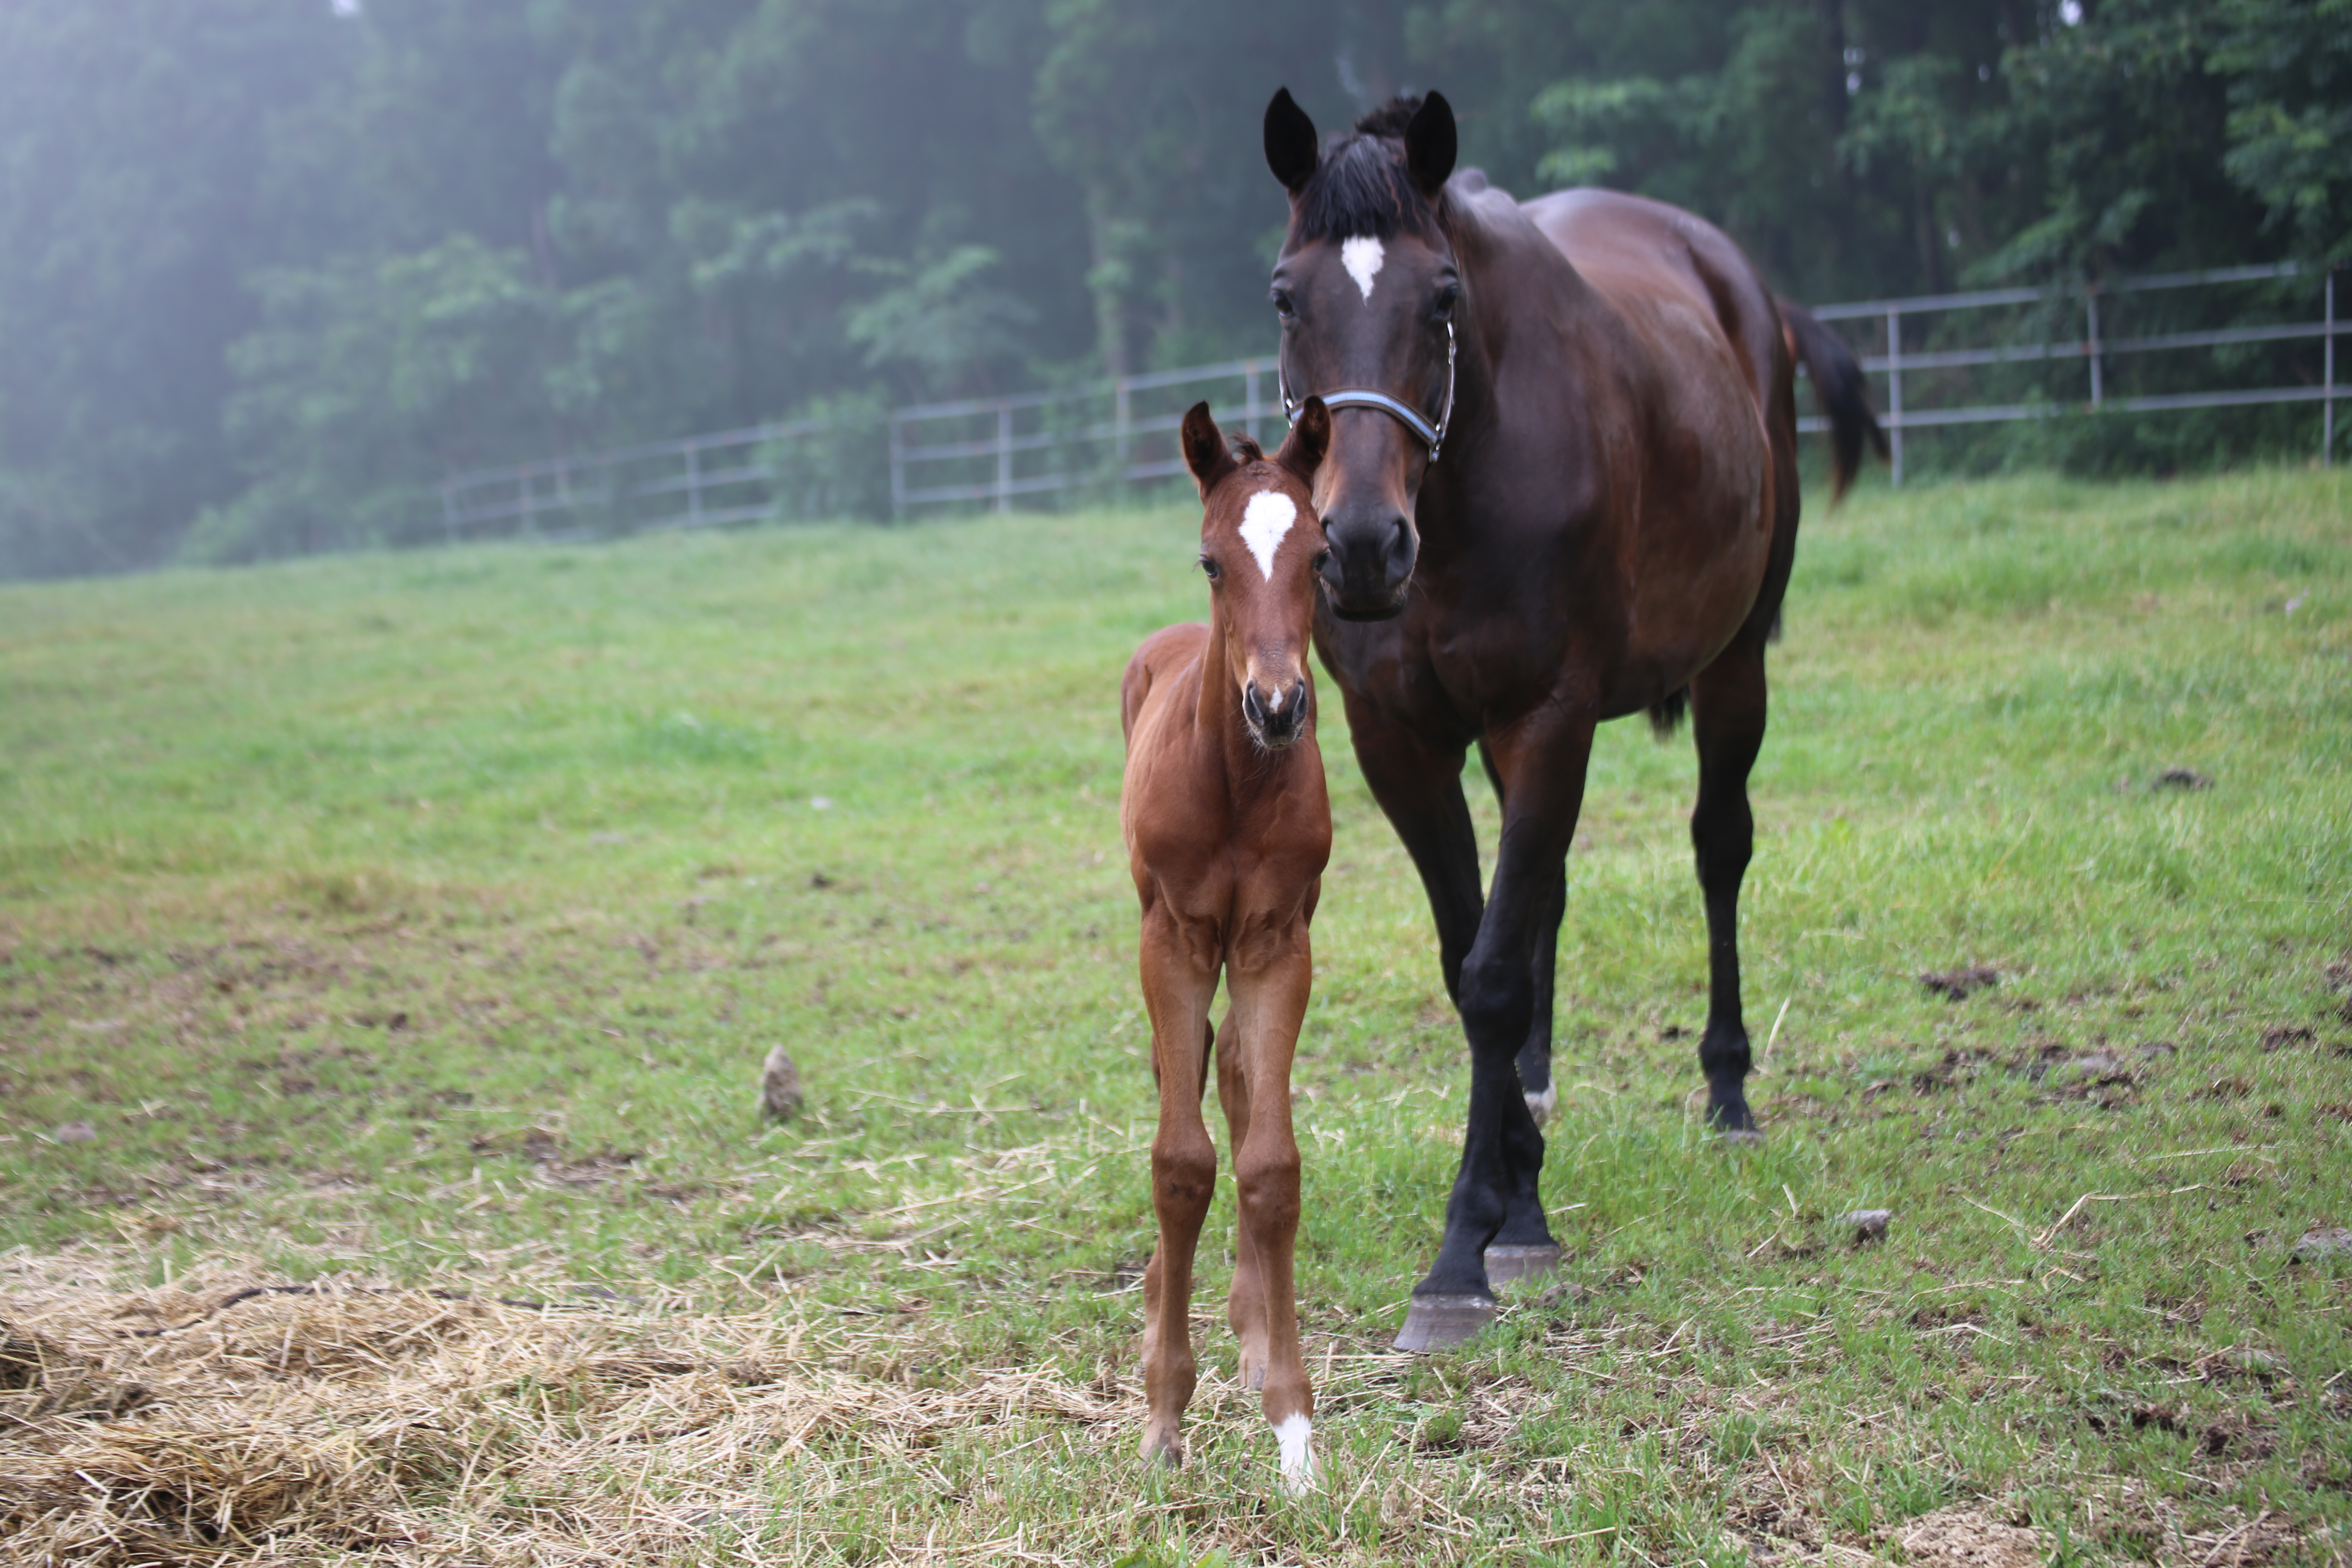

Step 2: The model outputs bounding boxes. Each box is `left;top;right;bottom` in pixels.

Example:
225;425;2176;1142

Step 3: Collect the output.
1242;678;1311;749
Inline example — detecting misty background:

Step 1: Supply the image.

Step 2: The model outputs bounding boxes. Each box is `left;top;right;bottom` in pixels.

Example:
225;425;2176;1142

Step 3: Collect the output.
0;0;2343;580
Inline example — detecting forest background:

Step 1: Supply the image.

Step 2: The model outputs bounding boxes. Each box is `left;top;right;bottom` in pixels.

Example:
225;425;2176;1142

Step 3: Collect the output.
0;0;2345;580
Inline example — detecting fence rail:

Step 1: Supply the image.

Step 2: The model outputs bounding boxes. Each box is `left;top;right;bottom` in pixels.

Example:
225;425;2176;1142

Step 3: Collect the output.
439;261;2341;538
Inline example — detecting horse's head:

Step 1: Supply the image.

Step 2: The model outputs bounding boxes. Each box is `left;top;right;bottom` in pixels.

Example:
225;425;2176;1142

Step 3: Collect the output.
1264;89;1459;622
1180;397;1332;751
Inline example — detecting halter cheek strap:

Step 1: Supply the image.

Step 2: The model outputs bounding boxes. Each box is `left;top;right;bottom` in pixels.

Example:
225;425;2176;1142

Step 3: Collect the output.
1280;319;1457;462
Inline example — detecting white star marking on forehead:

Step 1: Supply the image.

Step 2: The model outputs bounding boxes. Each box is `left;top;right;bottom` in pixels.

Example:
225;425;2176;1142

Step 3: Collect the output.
1238;490;1297;582
1341;236;1385;302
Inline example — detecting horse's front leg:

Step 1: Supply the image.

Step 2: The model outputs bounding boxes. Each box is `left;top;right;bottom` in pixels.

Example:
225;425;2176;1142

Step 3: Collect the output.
1224;906;1315;1489
1212;1011;1268;1388
1398;706;1594;1351
1137;910;1218;1467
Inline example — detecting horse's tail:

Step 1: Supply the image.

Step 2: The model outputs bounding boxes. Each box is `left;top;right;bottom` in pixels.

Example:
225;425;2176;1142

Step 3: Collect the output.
1778;297;1889;504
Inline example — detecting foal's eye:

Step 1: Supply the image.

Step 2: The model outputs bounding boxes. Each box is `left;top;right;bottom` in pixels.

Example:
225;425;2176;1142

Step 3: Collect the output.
1199;555;1222;580
1312;548;1332;573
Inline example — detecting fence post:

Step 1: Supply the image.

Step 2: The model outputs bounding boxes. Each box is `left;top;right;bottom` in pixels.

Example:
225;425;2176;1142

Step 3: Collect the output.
996;401;1014;514
441;479;459;544
2326;268;2337;467
1886;309;1904;488
2086;290;2103;409
520;468;538;538
889;414;906;519
1114;377;1132;489
684;443;703;529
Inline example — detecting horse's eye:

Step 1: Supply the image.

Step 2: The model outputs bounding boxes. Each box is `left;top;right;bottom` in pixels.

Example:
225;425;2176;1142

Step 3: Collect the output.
1271;289;1296;321
1199;555;1222;580
1433;283;1461;321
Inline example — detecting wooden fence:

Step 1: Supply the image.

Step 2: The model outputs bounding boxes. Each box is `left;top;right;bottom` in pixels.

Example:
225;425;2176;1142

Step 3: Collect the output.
439;261;2341;540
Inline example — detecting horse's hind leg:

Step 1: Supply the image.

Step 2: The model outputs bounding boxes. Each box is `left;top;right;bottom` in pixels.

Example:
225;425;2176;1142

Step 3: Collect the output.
1479;741;1563;1126
1688;634;1769;1138
1476;744;1563;1281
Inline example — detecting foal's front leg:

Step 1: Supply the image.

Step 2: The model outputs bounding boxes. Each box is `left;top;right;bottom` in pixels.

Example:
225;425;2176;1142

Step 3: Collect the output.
1138;915;1218;1467
1225;917;1315;1488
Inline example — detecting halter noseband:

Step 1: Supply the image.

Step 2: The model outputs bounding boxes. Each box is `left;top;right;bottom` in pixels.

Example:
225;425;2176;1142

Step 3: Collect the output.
1280;319;1457;462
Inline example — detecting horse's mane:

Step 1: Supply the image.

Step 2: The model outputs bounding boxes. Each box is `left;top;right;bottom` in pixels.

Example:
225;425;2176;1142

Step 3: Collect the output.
1291;96;1441;243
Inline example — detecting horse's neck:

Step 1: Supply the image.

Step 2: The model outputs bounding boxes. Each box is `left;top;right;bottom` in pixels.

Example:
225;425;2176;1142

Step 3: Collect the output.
1187;606;1296;800
1434;191;1593;514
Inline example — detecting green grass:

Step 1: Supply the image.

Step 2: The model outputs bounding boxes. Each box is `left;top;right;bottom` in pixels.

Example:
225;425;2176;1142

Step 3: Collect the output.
2;468;2349;1564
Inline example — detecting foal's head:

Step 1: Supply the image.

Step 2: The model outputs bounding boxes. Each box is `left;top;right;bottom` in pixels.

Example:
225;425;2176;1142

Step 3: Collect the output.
1263;89;1460;622
1179;397;1332;751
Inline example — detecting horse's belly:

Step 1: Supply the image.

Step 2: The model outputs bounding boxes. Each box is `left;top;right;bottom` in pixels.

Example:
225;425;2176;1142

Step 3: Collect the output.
1625;324;1773;681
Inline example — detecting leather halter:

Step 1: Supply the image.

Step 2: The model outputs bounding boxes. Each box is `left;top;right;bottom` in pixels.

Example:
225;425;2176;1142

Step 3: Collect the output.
1280;319;1457;462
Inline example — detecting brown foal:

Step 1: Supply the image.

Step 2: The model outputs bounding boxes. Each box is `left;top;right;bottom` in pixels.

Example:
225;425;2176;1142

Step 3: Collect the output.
1120;396;1333;1489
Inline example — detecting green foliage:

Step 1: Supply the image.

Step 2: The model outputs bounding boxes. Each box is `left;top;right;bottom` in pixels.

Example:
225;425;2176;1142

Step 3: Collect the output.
0;0;2346;578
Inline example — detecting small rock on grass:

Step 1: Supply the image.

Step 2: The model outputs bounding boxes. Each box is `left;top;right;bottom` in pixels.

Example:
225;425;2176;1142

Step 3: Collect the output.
758;1045;803;1122
2290;1227;2352;1261
2153;767;2212;791
51;1121;96;1145
1920;966;1998;1002
1834;1209;1892;1244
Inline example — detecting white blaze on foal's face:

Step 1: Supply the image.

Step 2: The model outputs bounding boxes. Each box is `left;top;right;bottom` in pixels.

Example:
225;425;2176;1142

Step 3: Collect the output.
1238;489;1297;583
1340;236;1384;302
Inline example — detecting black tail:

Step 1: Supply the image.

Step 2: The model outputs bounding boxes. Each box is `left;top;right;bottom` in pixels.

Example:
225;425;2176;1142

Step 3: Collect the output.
1779;297;1889;504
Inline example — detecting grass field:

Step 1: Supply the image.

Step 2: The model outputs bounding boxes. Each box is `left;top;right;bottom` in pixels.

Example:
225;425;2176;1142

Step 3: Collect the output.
1;467;2349;1566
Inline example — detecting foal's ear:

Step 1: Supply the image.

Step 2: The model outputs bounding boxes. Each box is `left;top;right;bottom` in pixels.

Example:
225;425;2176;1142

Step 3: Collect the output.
1264;88;1319;195
1180;401;1237;499
1276;396;1331;484
1404;91;1457;198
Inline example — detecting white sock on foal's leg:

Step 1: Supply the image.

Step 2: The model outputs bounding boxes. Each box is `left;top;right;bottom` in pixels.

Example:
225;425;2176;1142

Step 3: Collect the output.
1272;1412;1315;1492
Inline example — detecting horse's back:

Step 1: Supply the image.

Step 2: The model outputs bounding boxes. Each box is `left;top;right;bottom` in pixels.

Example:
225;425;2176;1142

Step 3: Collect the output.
1517;188;1785;417
1512;187;1790;688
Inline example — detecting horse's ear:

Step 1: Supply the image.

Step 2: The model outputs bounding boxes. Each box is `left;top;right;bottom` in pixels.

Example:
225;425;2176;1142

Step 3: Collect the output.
1264;88;1319;195
1404;91;1457;198
1181;401;1237;499
1276;396;1330;483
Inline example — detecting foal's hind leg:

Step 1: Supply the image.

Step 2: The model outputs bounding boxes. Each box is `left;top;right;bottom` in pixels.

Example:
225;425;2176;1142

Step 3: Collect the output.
1688;634;1770;1139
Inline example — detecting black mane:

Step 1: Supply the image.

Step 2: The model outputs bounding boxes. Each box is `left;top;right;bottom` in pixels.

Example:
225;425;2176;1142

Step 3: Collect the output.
1291;96;1440;243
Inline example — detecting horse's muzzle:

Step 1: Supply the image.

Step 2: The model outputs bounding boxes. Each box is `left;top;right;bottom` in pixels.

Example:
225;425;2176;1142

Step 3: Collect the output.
1242;679;1311;749
1318;512;1416;621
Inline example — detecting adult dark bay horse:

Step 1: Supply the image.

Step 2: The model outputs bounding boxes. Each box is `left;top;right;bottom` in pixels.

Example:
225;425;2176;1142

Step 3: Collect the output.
1260;89;1884;1350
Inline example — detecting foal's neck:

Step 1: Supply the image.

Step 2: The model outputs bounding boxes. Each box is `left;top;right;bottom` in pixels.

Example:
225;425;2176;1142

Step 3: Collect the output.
1190;595;1307;792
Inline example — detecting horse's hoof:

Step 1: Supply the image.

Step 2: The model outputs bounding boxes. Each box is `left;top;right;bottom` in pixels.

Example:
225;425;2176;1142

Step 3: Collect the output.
1483;1243;1562;1284
1523;1084;1557;1124
1715;1127;1766;1148
1391;1293;1496;1352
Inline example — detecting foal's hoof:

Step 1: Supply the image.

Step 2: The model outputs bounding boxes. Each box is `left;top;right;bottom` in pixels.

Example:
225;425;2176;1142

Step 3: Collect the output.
1482;1243;1563;1284
1391;1292;1496;1352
